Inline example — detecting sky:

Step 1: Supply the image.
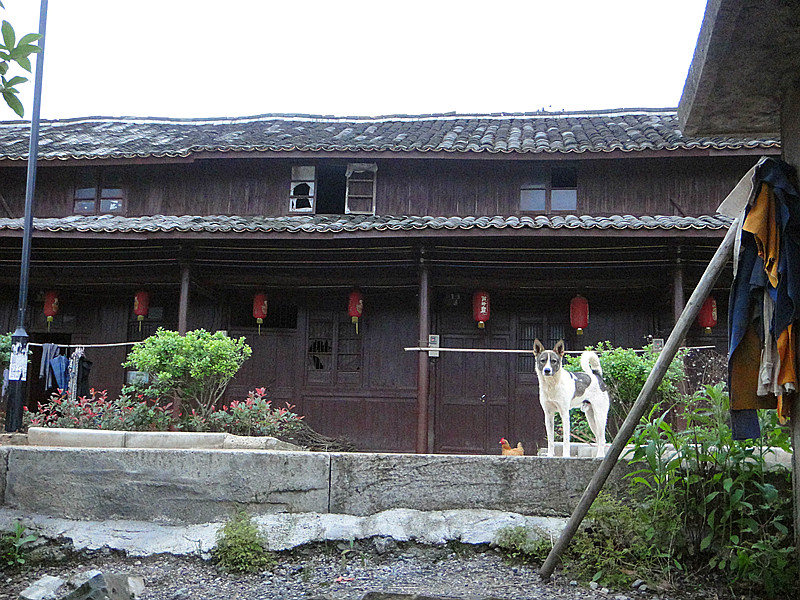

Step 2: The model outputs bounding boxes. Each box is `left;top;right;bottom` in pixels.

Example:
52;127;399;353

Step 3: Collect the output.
1;0;708;121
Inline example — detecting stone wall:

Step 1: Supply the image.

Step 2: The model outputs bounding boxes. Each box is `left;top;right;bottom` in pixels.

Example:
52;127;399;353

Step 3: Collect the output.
0;446;628;524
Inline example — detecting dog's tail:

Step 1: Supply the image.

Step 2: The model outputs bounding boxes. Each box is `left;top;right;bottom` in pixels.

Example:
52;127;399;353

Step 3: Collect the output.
580;350;603;377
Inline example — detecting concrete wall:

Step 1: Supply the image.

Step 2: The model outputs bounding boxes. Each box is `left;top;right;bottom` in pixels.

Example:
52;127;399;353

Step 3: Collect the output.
0;446;627;524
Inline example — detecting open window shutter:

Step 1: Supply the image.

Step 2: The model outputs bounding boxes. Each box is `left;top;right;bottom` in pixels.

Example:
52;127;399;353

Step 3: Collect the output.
290;166;316;213
345;163;377;215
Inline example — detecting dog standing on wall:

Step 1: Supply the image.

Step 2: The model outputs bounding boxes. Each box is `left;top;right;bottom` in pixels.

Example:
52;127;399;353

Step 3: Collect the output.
532;339;610;458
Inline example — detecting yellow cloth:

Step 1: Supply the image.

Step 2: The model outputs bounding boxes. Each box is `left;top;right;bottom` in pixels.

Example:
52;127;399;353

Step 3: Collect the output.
743;185;780;288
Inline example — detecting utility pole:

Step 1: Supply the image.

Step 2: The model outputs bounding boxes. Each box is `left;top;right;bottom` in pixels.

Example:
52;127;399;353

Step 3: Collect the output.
5;0;48;432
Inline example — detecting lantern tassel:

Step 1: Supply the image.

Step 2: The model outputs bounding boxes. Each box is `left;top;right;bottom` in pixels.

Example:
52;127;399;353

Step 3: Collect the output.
352;316;359;335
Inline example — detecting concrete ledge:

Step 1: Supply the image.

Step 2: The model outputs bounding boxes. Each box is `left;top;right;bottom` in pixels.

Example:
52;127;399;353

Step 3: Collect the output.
0;507;567;556
26;427;302;451
329;452;627;517
6;447;330;524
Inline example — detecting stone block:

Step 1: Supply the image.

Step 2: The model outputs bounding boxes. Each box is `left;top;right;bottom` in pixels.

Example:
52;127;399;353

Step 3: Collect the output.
222;434;303;451
19;575;66;600
0;447;8;504
123;431;226;449
330;452;627;517
6;447;330;524
27;427;125;448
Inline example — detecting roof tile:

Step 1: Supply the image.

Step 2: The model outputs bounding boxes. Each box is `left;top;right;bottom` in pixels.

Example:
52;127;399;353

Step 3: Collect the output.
0;109;778;161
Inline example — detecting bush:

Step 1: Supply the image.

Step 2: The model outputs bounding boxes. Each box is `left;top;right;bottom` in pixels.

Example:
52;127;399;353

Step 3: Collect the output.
0;332;10;371
123;328;252;419
211;510;274;574
23;387;304;437
564;341;687;435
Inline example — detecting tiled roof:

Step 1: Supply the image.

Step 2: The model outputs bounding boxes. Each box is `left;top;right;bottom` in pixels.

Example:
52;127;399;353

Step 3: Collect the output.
0;213;734;235
0;109;779;161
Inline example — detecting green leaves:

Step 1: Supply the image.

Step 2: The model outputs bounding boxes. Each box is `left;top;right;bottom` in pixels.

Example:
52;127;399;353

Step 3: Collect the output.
123;328;252;418
0;15;42;117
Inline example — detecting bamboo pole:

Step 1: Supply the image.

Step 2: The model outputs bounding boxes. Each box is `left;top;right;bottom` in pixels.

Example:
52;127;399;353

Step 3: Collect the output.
539;216;739;580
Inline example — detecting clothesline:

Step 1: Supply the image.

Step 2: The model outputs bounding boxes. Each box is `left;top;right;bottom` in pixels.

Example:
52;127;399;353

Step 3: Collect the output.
26;341;142;349
404;345;718;354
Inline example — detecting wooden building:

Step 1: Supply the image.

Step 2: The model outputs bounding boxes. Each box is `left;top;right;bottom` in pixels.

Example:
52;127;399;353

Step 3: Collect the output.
0;109;780;453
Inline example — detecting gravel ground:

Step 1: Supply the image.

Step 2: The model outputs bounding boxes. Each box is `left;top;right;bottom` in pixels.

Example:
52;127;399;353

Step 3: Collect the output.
2;541;727;600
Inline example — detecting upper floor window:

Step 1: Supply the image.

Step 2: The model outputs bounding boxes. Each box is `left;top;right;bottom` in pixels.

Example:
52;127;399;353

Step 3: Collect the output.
289;163;377;215
520;165;577;213
73;169;125;215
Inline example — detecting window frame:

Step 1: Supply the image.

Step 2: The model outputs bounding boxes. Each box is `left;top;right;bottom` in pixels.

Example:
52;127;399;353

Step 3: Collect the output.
344;163;377;215
306;310;363;386
519;165;577;214
289;163;378;216
289;166;317;214
72;168;126;216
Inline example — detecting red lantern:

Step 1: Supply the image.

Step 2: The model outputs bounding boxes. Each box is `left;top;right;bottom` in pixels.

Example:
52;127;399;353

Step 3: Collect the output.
43;290;59;331
134;290;150;331
698;295;717;334
348;288;364;334
473;290;490;329
570;294;589;335
253;292;268;334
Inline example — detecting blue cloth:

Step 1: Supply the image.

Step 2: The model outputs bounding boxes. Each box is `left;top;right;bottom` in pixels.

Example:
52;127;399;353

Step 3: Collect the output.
49;354;69;390
730;409;761;440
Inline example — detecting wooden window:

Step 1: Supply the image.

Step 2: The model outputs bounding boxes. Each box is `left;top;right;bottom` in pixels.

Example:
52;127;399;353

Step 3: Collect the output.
73;169;125;215
306;310;363;385
345;163;377;215
520;166;577;213
290;163;377;215
289;166;316;213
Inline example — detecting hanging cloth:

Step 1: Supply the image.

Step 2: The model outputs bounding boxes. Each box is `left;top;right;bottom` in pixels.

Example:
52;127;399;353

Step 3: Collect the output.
39;343;60;390
68;347;85;402
720;157;800;438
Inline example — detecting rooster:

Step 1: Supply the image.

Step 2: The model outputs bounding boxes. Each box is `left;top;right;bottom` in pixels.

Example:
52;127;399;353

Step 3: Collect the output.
500;437;524;456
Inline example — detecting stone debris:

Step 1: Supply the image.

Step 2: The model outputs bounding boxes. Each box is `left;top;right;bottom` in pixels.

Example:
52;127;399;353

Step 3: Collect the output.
19;571;144;600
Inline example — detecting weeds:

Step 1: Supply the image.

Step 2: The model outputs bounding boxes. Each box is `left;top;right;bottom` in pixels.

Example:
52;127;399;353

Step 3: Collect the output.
211;510;275;574
0;521;38;569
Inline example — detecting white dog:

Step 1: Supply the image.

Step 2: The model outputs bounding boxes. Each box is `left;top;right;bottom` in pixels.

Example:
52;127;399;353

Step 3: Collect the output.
532;339;610;458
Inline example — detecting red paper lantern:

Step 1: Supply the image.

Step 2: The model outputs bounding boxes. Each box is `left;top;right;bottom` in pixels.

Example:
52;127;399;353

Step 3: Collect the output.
348;288;364;334
43;290;59;331
253;292;268;334
473;290;490;329
134;290;150;331
698;295;718;334
570;294;589;335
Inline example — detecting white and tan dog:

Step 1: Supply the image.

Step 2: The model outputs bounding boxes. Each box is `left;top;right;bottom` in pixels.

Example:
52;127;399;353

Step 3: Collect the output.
532;339;610;458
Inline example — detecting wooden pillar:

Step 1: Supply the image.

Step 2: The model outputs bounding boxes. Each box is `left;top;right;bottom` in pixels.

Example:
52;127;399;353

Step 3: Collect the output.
780;79;800;568
178;264;190;335
416;252;431;454
672;250;685;326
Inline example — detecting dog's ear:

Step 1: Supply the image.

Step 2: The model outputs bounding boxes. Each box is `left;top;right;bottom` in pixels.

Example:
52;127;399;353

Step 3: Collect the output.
532;339;544;356
554;339;565;357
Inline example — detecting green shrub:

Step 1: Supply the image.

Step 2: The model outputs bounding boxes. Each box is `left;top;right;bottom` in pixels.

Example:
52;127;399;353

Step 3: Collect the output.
494;525;552;563
211;510;274;574
0;331;10;371
123;328;252;419
23;387;304;437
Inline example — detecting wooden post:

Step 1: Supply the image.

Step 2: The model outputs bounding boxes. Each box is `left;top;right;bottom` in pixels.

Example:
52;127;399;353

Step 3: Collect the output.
416;253;431;454
539;216;739;580
780;79;800;571
178;264;190;335
672;251;685;326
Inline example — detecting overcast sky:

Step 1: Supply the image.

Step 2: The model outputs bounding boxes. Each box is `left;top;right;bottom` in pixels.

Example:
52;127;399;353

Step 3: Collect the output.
2;0;708;121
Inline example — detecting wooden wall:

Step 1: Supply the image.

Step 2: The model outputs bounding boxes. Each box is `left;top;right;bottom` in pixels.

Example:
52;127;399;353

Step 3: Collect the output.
0;153;759;219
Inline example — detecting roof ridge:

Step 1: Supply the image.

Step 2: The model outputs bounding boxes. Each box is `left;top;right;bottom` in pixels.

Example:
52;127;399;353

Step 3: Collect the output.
0;108;681;127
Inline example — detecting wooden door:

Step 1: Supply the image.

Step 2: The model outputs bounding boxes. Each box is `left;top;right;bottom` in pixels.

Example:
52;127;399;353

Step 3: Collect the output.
434;333;511;454
225;330;298;406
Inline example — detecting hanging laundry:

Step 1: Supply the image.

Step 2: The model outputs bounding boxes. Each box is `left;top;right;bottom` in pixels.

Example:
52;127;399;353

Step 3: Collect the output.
38;343;61;390
719;157;800;439
49;354;69;391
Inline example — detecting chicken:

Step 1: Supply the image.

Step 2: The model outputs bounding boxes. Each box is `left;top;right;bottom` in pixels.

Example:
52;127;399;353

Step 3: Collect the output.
500;437;524;456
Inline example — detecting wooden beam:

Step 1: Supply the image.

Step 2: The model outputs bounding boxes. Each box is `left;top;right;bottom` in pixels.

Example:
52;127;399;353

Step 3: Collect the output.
178;264;190;335
416;252;431;454
539;214;739;580
780;78;800;574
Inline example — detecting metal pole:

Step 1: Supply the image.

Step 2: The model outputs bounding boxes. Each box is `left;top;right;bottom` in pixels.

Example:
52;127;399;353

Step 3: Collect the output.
539;217;738;579
6;0;48;432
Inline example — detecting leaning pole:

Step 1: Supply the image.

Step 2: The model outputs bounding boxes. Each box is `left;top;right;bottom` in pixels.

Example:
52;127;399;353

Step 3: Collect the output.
539;215;739;580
